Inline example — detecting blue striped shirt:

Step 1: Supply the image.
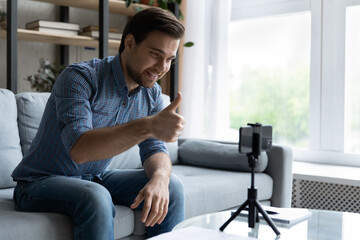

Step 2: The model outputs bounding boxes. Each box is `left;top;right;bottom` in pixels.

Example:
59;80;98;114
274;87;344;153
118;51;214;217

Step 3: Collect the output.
12;54;168;181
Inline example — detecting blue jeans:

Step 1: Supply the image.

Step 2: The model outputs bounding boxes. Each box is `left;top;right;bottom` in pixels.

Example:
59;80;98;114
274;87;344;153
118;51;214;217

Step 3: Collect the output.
13;170;185;240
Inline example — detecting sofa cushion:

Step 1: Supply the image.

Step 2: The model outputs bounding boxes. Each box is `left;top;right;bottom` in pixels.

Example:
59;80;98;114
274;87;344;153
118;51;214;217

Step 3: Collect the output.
178;139;268;172
0;89;23;189
172;165;273;219
0;188;135;240
15;92;50;155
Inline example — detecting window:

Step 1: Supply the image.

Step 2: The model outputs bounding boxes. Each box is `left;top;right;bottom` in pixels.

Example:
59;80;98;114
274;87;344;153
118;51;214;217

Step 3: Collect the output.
182;0;360;166
228;12;311;148
345;5;360;153
226;0;360;165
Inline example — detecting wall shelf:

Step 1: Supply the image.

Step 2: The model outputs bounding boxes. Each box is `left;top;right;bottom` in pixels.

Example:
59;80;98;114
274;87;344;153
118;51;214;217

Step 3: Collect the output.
34;0;150;16
0;29;120;49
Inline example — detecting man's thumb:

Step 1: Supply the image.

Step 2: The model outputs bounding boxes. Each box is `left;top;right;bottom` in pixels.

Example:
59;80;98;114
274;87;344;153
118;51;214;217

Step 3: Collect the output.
165;92;182;112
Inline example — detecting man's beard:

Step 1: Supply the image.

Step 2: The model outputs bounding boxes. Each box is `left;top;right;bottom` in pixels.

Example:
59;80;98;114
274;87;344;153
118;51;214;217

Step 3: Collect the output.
126;62;154;89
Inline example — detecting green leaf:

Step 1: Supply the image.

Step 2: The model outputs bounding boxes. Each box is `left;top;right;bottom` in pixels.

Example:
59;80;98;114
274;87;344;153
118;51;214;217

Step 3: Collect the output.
184;41;194;47
178;11;184;20
135;6;144;12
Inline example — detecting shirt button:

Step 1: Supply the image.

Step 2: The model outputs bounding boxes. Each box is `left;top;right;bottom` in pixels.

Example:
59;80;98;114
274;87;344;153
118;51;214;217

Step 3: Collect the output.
122;101;126;107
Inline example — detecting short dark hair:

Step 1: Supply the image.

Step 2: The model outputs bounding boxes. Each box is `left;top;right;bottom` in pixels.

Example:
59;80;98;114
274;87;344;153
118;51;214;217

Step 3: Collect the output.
118;7;185;54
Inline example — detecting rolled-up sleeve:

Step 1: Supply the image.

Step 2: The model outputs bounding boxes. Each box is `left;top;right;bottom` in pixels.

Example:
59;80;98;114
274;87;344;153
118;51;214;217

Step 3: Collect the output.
53;65;95;154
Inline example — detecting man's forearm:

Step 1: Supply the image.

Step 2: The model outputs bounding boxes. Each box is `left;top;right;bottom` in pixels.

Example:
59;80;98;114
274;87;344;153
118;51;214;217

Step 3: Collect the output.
143;152;172;181
70;92;184;165
70;118;152;164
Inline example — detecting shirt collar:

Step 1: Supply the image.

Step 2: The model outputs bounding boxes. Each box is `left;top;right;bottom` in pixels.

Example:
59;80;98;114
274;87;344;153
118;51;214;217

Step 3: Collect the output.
111;53;142;98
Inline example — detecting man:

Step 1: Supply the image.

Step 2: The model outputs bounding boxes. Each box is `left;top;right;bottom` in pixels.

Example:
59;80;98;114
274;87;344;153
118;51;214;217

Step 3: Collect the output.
12;7;185;240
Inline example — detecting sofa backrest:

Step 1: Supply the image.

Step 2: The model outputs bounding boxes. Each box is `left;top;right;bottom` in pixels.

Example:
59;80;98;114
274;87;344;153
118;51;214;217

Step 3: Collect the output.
5;90;178;177
16;92;51;155
0;89;23;189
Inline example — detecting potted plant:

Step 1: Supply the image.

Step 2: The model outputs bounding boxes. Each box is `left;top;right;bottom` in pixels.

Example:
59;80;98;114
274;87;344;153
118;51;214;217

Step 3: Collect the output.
125;0;183;19
25;58;66;92
0;10;6;29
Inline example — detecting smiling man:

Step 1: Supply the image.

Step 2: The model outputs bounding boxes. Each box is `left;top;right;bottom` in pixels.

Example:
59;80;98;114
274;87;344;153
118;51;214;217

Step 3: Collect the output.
12;8;185;240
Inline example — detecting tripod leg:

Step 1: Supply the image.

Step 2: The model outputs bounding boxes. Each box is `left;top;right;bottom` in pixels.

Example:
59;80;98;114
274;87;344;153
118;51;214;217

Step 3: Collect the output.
254;201;281;236
219;200;249;231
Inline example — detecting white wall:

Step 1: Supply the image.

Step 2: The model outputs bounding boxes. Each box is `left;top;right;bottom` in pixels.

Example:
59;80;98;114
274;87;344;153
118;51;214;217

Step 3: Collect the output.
0;0;127;92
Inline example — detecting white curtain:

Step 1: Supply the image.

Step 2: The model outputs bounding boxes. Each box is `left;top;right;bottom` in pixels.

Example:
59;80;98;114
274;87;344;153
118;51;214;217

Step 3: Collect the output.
181;0;232;140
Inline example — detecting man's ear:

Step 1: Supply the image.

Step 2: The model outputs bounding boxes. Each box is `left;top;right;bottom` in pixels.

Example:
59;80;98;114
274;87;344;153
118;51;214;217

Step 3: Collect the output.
124;34;135;51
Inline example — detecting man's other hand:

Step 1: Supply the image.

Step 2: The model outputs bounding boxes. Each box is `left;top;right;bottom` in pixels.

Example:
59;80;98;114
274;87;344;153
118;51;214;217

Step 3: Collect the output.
130;174;170;227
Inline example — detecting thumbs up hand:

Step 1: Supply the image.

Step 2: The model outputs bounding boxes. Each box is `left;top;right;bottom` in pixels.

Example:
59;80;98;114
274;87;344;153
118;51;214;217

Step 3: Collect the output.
149;92;185;142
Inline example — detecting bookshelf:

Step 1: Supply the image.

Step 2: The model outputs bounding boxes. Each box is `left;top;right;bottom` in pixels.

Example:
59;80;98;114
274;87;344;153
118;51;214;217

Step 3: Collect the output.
4;0;179;100
3;0;148;93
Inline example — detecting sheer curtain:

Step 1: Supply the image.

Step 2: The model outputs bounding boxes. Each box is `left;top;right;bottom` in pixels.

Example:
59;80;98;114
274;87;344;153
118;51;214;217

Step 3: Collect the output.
181;0;232;140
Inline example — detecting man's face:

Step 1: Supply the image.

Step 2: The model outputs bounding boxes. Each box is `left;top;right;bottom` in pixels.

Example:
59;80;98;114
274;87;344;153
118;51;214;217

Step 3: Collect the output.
124;31;180;90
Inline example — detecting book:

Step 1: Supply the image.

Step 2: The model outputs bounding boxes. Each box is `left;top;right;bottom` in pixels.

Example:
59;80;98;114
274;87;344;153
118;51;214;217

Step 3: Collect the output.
25;20;80;31
233;206;312;228
28;27;78;36
82;25;119;33
148;226;256;240
80;30;122;40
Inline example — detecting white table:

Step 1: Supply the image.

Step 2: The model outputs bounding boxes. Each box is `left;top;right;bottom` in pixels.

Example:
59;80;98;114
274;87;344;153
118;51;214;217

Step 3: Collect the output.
174;209;360;239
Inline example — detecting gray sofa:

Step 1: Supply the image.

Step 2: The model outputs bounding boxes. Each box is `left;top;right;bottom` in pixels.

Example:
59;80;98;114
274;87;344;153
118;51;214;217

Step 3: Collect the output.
0;88;293;240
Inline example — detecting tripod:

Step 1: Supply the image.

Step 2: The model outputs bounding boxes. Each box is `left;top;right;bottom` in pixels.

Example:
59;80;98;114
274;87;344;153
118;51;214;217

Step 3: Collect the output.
219;131;280;236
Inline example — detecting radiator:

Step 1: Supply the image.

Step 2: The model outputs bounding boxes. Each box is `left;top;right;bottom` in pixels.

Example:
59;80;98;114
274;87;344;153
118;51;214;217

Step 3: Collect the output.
292;178;360;213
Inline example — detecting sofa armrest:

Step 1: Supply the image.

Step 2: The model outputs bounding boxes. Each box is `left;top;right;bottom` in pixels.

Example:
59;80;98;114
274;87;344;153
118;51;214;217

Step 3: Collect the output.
264;144;293;208
178;138;293;208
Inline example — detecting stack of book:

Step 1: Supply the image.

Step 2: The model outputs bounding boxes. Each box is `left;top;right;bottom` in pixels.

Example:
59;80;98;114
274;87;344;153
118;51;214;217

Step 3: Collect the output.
80;25;122;40
25;20;80;36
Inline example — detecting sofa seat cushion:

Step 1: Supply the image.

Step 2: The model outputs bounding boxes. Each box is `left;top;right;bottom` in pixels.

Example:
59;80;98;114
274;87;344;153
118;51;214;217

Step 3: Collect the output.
0;188;135;240
0;89;23;189
172;165;273;219
178;139;268;172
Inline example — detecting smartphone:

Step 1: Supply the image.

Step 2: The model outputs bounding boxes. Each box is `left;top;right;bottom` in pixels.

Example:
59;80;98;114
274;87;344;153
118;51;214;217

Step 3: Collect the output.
239;125;273;154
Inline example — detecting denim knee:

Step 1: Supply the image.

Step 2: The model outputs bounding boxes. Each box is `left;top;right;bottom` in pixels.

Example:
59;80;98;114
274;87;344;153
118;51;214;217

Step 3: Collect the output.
168;174;185;207
74;183;116;223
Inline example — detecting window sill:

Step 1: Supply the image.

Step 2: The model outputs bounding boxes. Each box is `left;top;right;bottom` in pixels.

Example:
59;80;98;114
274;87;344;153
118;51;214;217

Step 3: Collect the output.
293;148;360;168
293;161;360;186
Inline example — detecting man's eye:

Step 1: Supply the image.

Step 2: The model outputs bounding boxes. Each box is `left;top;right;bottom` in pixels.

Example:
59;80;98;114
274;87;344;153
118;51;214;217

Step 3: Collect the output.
151;51;160;57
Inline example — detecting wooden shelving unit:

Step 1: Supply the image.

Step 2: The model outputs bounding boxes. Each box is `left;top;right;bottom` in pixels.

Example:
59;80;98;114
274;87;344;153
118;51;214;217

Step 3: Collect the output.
34;0;150;16
5;0;178;99
1;0;150;48
0;29;120;49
